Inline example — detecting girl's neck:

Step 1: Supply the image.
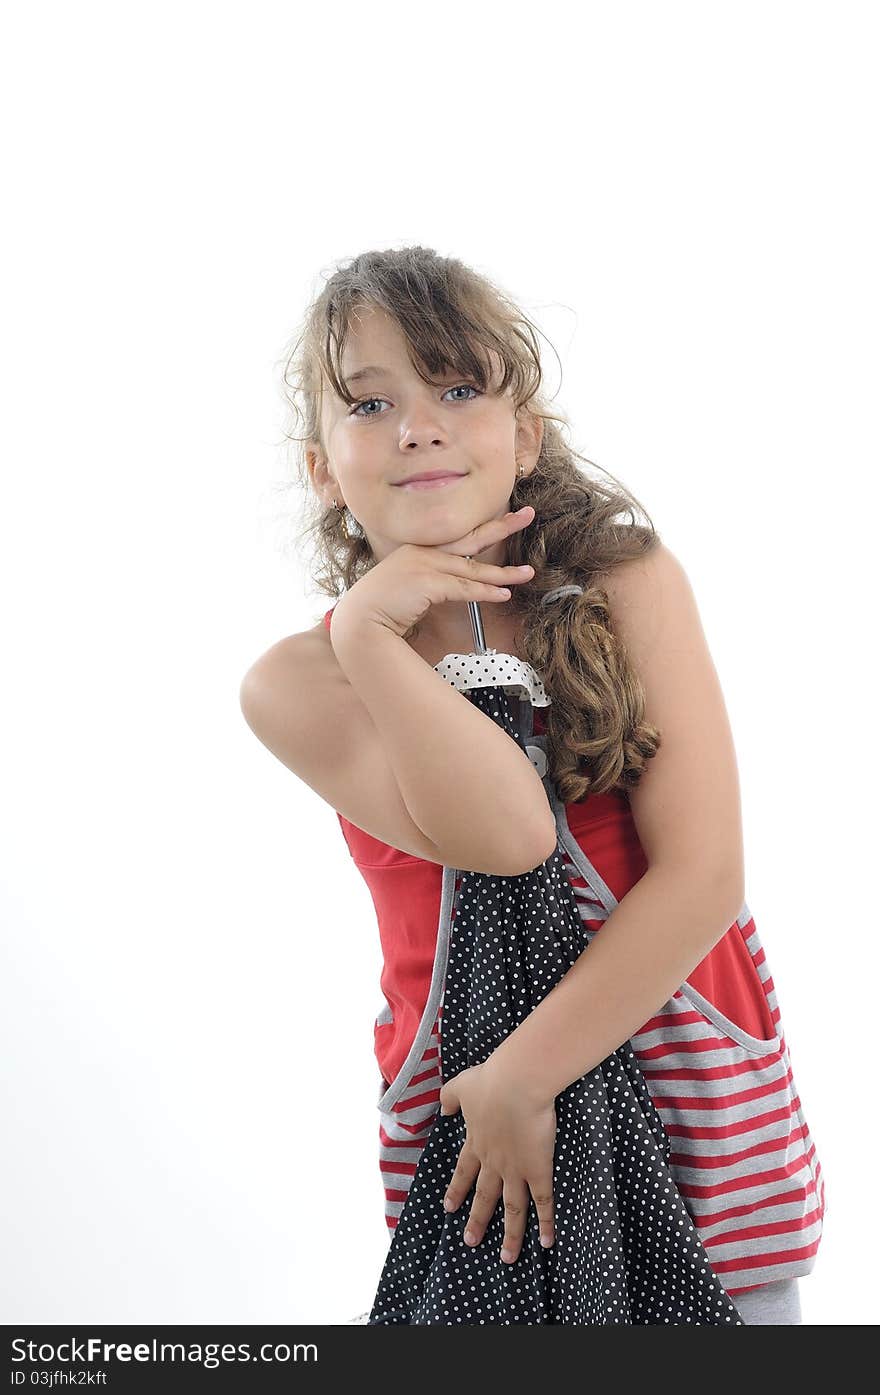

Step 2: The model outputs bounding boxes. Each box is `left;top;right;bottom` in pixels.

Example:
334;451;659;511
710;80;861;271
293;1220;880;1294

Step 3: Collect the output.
405;604;525;669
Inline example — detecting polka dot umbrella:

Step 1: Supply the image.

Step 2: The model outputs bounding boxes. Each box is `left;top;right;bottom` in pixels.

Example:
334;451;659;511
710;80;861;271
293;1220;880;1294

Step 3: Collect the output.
367;589;745;1326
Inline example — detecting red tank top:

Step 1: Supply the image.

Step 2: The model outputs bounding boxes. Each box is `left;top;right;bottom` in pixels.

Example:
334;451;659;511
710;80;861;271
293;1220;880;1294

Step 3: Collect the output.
321;603;825;1293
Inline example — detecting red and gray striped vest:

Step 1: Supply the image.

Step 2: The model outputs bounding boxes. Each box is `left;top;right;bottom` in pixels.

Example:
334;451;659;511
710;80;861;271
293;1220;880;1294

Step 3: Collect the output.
323;605;826;1296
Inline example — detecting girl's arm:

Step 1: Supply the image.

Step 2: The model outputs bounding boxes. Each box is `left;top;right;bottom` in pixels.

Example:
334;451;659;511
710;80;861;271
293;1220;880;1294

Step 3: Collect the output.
240;625;448;864
329;613;558;876
488;542;747;1099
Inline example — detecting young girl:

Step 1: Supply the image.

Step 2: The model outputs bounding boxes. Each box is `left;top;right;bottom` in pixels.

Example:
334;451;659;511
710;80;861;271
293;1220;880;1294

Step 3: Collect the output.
241;246;825;1325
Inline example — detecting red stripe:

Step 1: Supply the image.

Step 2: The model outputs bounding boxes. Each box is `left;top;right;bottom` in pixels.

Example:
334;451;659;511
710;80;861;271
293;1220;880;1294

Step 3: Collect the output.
701;1205;823;1250
640;1055;781;1082
637;1035;782;1063
708;1238;822;1275
380;1161;418;1180
668;1121;807;1169
677;1157;820;1202
379;1123;433;1147
650;1070;796;1113
399;1064;440;1090
664;1103;801;1143
388;1086;441;1116
686;1184;816;1228
635;1005;718;1034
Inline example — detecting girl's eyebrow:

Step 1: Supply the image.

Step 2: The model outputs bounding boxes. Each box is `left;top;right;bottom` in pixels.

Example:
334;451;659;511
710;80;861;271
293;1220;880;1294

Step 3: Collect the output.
342;365;465;388
342;365;392;387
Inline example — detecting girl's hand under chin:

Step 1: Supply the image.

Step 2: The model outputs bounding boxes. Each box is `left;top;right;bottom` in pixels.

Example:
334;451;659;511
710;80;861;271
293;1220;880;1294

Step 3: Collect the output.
329;505;536;644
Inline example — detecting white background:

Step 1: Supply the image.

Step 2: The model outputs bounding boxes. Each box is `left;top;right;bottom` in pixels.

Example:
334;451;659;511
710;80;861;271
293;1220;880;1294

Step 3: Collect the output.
2;0;876;1328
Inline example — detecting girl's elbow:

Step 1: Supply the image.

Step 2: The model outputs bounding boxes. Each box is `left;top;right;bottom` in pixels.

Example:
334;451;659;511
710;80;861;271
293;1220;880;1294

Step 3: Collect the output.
510;815;559;875
697;862;746;924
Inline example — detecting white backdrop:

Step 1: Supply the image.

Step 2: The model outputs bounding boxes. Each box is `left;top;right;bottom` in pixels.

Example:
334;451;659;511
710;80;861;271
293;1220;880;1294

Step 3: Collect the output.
2;0;876;1327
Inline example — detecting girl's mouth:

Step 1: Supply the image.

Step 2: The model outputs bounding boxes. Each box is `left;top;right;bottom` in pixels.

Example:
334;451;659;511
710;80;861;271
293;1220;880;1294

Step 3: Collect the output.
395;475;466;492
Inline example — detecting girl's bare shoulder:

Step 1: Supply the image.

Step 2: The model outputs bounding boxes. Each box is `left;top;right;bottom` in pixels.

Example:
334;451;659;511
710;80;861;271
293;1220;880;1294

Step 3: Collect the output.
238;622;352;751
244;616;336;676
238;617;445;863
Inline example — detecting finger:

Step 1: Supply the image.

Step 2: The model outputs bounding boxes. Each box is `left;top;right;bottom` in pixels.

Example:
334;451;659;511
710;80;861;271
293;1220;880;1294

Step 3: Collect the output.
469;556;535;584
463;1170;503;1247
443;1143;480;1215
499;1178;530;1264
440;566;529;607
427;547;534;592
474;502;538;544
460;556;535;592
529;1178;555;1248
466;505;535;557
440;505;535;558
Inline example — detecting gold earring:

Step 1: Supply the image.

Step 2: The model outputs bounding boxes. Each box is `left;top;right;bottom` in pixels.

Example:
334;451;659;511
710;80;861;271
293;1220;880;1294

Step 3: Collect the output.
517;462;527;479
331;498;351;541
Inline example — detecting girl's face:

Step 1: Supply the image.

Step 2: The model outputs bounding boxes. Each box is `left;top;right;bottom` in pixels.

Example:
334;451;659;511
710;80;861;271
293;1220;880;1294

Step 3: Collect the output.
306;304;542;574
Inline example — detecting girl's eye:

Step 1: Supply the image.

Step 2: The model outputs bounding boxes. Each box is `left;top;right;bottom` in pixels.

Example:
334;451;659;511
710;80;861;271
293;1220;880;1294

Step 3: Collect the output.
349;384;481;418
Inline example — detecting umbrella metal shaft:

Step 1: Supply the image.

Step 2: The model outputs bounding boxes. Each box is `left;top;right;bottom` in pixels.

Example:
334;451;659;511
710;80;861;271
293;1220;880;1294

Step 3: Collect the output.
463;555;487;655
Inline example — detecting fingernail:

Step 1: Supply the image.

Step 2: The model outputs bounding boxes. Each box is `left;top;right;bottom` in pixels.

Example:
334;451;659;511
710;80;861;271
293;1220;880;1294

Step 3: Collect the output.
540;1234;553;1248
443;1197;453;1211
501;1247;515;1262
464;1229;477;1244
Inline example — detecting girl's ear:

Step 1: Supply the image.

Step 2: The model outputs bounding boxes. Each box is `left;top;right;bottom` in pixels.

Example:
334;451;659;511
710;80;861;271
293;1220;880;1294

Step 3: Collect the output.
305;444;333;499
515;406;544;471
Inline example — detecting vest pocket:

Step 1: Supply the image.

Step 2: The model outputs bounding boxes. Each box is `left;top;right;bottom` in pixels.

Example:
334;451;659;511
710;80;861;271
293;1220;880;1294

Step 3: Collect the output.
675;978;782;1057
676;906;781;1057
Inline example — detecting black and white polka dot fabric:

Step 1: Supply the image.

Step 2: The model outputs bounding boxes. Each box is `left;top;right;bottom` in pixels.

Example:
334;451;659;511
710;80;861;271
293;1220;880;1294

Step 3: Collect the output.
368;682;744;1325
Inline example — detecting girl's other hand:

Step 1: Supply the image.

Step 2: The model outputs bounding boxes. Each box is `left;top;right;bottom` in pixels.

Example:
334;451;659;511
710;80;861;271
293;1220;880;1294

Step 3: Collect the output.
438;1055;556;1264
330;505;536;642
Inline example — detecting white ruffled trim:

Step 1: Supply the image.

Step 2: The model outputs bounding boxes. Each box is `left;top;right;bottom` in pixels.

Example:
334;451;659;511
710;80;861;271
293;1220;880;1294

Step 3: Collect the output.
432;649;551;706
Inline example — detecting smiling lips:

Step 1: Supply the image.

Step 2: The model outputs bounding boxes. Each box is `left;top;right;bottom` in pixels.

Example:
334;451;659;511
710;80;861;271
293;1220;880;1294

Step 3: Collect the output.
394;472;466;491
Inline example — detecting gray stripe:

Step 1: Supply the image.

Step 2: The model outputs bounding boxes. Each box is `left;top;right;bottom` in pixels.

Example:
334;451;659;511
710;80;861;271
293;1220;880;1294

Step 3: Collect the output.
723;1257;817;1292
388;1067;442;1106
632;1011;778;1053
678;1165;818;1216
698;1196;818;1239
638;1041;790;1079
377;1115;434;1143
377;1145;429;1166
661;1113;801;1160
655;1082;800;1128
381;1098;440;1128
671;1141;816;1187
638;1061;790;1098
706;1217;823;1262
378;1171;422;1193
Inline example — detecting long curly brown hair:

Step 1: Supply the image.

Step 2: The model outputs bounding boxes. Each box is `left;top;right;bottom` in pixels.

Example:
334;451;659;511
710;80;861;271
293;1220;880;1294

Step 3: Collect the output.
274;245;663;803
